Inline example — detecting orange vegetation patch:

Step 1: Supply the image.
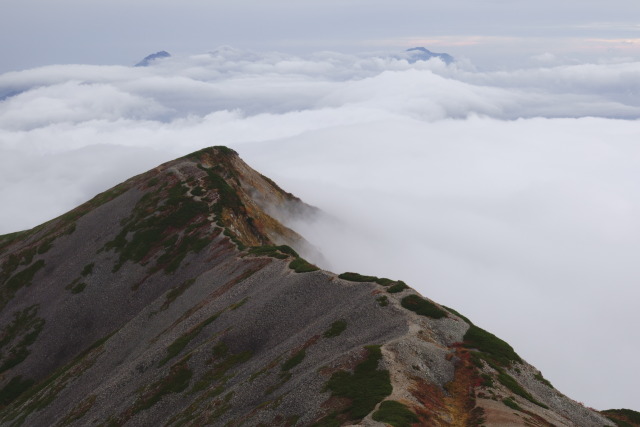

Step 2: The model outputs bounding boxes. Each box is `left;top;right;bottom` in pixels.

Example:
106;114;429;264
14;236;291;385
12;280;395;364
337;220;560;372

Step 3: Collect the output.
411;348;486;426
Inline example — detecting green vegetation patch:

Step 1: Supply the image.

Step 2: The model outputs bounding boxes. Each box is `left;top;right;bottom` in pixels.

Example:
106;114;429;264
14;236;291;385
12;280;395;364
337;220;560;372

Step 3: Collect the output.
338;272;401;287
191;186;206;197
210;349;253;381
602;409;640;427
0;245;51;309
324;320;347;338
607;419;635;427
211;342;229;359
80;263;94;277
442;305;473;325
104;182;211;274
160;233;210;274
5;260;45;293
189;372;224;396
289;257;319;273
372;400;419;427
471;350;545;408
534;372;554;389
70;282;87;294
134;360;193;413
229;297;249;311
58;394;97;425
161;278;196;311
463;324;521;367
282;350;306;371
65;278;87;294
0;231;28;256
36;238;55;255
197;164;243;218
248;245;299;259
0;304;46;374
376;295;389;307
0;330;113;425
480;373;494;388
400;294;446;319
338;272;378;282
496;371;548;409
387;281;409;294
1;254;21;285
223;228;246;251
189;343;252;397
502;397;522;411
159;313;219;366
324;345;392;421
0;376;34;407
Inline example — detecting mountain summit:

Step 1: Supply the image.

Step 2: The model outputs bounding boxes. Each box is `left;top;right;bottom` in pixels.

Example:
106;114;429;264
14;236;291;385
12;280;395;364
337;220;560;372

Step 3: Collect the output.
402;47;454;64
0;147;635;426
135;51;171;67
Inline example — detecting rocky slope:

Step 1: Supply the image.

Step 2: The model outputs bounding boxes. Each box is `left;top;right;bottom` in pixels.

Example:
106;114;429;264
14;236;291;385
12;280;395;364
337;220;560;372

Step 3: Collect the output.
0;147;634;426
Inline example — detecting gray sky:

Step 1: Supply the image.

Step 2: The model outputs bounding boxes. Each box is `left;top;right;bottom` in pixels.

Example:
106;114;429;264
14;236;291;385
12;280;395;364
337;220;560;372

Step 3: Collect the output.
1;0;640;414
1;0;639;72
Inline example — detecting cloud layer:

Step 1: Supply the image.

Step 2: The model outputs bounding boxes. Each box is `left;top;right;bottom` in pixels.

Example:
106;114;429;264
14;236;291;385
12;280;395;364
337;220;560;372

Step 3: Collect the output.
1;49;639;411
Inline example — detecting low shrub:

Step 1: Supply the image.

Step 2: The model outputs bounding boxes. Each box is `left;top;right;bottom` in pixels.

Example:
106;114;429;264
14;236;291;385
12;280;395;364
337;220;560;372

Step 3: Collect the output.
442;305;473;325
161;278;196;311
134;360;193;413
5;260;45;292
376;296;389;307
497;371;548;409
534;372;554;389
324;320;347;338
70;282;87;294
372;400;419;427
502;397;521;411
338;272;379;283
159;313;219;366
387;282;409;294
289;258;319;273
400;295;446;319
80;263;94;277
37;238;55;255
211;350;253;380
463;324;521;366
325;345;392;421
0;376;34;406
602;409;640;426
337;272;401;287
248;245;299;259
282;350;306;371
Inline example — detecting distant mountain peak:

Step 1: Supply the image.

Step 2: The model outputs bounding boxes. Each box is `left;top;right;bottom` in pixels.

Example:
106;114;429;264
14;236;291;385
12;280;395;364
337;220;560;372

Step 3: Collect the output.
403;46;454;64
135;50;171;67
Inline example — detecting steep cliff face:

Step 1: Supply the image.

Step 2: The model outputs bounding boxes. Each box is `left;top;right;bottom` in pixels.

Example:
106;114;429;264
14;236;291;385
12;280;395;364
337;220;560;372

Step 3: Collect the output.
0;147;630;426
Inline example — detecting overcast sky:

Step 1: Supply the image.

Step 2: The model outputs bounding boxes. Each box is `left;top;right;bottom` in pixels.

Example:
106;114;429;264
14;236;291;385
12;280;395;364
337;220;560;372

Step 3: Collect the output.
1;0;640;415
1;0;639;72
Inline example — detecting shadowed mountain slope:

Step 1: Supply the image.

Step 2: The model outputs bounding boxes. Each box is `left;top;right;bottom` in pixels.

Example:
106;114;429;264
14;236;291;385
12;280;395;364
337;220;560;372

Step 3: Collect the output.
0;147;635;426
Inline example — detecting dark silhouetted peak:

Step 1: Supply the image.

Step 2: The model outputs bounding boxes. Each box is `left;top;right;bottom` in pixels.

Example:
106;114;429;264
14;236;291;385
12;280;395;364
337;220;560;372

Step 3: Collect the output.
404;46;454;64
135;50;171;67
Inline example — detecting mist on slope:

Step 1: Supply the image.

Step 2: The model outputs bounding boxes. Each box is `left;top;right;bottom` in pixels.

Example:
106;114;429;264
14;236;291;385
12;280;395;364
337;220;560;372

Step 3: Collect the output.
0;48;639;411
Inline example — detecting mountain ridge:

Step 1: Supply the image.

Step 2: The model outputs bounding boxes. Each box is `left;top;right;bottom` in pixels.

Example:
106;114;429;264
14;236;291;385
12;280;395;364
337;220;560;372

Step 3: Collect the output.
0;147;635;426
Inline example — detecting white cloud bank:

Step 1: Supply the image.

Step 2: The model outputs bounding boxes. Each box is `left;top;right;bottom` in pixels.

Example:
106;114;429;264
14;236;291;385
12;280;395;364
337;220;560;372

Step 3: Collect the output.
1;48;639;411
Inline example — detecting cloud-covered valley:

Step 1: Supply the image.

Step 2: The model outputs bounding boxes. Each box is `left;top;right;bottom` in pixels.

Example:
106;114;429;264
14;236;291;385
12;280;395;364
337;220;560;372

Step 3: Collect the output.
1;48;639;411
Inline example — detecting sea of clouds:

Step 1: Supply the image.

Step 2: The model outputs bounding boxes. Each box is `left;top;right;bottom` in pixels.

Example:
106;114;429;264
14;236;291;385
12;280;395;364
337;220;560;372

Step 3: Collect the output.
1;47;639;410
